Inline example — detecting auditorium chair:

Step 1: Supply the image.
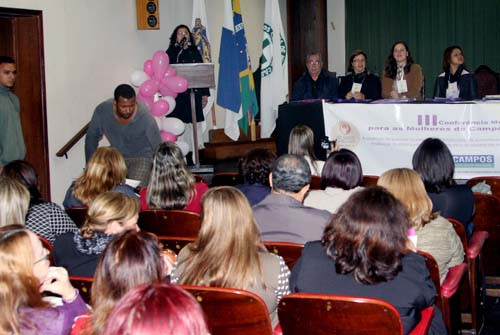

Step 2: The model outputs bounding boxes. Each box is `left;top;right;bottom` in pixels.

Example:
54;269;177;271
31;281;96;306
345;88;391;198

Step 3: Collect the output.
361;175;379;187
138;209;201;238
38;235;54;265
156;236;195;254
69;276;93;305
65;207;88;228
263;241;304;270
309;176;322;190
417;250;467;334
277;293;434;335
474;65;500;97
180;285;276;335
466;176;500;200
210;172;243;187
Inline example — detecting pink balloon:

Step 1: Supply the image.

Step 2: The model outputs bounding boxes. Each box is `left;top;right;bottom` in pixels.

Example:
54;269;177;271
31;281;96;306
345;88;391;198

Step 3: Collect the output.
143;60;154;77
152;51;170;80
166;76;188;93
159;83;178;98
160;130;177;142
163;66;177;78
137;93;153;110
150;99;170;117
139;79;159;97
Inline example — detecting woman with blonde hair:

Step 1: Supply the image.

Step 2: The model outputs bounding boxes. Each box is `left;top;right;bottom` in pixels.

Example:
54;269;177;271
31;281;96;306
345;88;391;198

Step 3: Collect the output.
377;168;464;282
0;224;88;334
288;124;324;176
63;147;138;208
172;186;290;327
71;230;167;335
0;175;30;227
54;192;140;277
140;142;208;212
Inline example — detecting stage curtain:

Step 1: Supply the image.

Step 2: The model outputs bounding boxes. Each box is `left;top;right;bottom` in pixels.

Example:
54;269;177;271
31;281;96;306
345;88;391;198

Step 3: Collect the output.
345;0;500;97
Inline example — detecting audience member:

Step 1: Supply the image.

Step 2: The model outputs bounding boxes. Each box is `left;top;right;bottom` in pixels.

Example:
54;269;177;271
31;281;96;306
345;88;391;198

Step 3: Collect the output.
434;46;478;100
71;230;168;335
54;192;140;277
172;186;290;327
140;142;208;213
0;175;29;227
291;52;338;101
290;187;446;335
0;225;88;335
304;149;363;213
85;84;161;186
382;41;424;100
0;56;25;166
412;137;474;237
253;154;331;244
3;160;78;243
378;168;464;282
236;148;277;206
339;50;382;100
102;283;207;335
288;125;324;176
63;147;138;208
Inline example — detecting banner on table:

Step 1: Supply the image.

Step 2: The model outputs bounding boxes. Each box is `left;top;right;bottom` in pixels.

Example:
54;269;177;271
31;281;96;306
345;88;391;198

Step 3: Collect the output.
322;101;500;179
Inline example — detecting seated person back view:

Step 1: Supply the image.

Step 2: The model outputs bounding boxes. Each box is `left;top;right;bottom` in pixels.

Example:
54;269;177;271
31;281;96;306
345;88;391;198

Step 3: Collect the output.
290;187;447;335
253;154;331;244
291;52;338;101
54;192;140;277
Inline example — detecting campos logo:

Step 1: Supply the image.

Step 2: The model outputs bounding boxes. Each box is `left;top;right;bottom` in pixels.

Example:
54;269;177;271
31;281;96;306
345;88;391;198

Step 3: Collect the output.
454;155;494;168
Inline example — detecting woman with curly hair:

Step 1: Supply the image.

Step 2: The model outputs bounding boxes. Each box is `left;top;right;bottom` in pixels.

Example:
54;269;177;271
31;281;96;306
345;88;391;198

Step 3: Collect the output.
381;41;424;100
172;186;290;327
63;147;138;208
236;148;277;206
54;192;140;277
140;142;208;212
290;186;446;334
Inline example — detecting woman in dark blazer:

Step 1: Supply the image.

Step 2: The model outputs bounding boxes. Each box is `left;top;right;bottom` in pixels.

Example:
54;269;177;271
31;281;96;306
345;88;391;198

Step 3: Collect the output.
290;187;446;335
339;50;381;100
433;46;478;100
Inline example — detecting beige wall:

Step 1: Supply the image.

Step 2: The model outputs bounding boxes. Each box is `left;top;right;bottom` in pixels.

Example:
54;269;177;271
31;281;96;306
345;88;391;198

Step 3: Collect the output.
0;0;345;203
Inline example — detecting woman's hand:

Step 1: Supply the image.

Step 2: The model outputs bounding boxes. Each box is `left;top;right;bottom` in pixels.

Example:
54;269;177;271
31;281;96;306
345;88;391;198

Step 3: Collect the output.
353;92;365;100
162;248;177;276
345;92;354;100
390;90;400;99
201;96;209;108
39;267;77;301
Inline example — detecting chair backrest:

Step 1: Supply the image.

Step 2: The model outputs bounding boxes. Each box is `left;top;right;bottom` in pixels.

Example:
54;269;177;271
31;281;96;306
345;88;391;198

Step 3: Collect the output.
157;236;195;254
469;192;500;276
263;241;303;270
446;217;468;251
180;285;273;335
38;235;54;265
138;209;201;238
466;176;500;200
65;207;88;228
474;65;499;97
361;175;379;187
211;172;243;187
278;293;403;335
309;176;322;190
69;275;93;305
416;250;441;306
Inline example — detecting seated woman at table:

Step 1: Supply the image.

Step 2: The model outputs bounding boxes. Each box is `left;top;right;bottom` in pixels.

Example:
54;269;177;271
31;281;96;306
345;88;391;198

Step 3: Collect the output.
304;149;363;213
381;41;424;100
288;125;324;176
433;46;478;100
339;50;381;100
140;141;208;212
290;187;446;334
377;168;464;283
412;137;475;237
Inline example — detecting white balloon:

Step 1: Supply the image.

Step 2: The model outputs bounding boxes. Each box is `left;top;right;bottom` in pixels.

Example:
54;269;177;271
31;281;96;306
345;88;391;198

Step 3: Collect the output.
130;70;150;87
176;140;189;156
163;95;176;114
161;117;185;136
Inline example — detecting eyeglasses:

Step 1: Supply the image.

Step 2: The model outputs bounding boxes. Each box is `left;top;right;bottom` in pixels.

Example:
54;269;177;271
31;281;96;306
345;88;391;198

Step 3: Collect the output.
34;250;50;265
307;61;321;65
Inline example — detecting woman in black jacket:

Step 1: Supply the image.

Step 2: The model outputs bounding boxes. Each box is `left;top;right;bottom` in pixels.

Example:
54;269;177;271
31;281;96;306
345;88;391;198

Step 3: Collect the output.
339;49;381;100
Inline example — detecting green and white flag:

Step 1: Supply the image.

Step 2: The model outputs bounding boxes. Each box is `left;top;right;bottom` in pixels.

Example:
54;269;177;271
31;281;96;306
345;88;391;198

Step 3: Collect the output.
260;0;288;138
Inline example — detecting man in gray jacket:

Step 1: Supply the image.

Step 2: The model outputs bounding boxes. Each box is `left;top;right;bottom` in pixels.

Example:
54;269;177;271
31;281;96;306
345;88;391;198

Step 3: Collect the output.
253;154;332;244
85;84;161;186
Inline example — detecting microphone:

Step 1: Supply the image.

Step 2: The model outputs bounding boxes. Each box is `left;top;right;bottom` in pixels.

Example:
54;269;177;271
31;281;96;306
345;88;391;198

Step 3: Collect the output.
180;37;187;47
